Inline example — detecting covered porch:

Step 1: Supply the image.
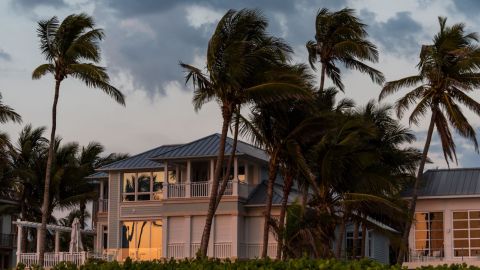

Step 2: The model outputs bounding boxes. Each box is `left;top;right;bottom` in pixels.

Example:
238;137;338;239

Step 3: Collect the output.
13;220;106;268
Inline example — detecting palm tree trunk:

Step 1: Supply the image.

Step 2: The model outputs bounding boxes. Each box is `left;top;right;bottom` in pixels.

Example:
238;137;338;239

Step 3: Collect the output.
38;79;61;267
215;109;240;210
361;219;367;258
397;109;437;264
79;200;86;230
352;221;359;260
276;170;293;260
319;62;326;92
335;215;346;259
198;105;232;257
261;150;278;258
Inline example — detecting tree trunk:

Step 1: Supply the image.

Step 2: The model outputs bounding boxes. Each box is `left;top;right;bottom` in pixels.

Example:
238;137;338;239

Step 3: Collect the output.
397;109;437;264
79;200;86;230
38;79;61;267
276;170;294;260
319;62;326;92
352;222;359;260
361;219;367;258
198;105;232;257
335;216;346;259
301;182;308;209
261;150;278;258
215;109;240;210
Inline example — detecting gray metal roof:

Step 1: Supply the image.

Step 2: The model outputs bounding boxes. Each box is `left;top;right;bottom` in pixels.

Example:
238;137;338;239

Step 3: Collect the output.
96;144;181;171
245;181;299;206
85;171;108;179
404;168;480;197
152;134;269;162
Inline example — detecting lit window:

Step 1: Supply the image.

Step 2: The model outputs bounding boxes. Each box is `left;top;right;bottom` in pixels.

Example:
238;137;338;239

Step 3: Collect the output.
453;211;480;257
414;212;444;257
121;220;163;260
122;171;163;202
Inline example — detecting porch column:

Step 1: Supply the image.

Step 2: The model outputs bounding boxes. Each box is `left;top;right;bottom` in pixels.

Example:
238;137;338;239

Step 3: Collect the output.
210;159;215;182
231;215;239;258
163;161;169;199
233;157;238;196
55;231;60;253
162;217;168;258
36;227;41;254
99;181;104;212
184;216;192;257
186;161;191;198
244;162;249;184
16;220;22;265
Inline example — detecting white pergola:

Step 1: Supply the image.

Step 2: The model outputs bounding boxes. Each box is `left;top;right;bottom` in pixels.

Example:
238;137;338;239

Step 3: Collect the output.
13;219;96;267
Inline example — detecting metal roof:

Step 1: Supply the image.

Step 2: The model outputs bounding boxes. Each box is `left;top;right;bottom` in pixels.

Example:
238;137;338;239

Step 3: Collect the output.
245;181;299;206
85;171;108;179
96;144;181;171
404;168;480;197
152;134;269;162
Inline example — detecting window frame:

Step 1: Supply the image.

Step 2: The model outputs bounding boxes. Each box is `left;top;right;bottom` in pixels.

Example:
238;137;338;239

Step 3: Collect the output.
121;171;163;202
413;211;444;257
452;210;480;257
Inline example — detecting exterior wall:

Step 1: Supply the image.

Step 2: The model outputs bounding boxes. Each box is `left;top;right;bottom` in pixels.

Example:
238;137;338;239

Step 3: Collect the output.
107;173;121;249
372;230;389;264
405;197;480;267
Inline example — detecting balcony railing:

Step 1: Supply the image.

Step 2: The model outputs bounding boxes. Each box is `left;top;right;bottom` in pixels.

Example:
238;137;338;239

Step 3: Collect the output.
0;233;14;248
99;199;108;213
166;181;247;199
406;249;444;262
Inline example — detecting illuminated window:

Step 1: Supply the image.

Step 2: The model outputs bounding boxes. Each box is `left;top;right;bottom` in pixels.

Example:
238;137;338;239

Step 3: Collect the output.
121;220;163;260
122;171;163;202
453;211;480;257
414;212;444;257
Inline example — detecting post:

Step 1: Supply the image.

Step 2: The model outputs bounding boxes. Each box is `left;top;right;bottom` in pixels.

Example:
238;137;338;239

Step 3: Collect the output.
163;161;169;199
55;231;60;253
233;158;238;196
36;227;41;255
16;220;22;265
186;160;191;198
162;217;168;258
184;216;192;257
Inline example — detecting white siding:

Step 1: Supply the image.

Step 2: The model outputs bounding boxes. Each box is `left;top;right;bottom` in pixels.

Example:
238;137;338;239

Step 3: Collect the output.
372;231;390;264
214;215;231;242
168;217;185;243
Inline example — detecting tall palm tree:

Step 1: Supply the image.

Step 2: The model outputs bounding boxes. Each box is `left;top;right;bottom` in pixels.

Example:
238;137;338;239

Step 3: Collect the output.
32;13;125;265
180;9;307;257
379;17;480;263
306;8;385;92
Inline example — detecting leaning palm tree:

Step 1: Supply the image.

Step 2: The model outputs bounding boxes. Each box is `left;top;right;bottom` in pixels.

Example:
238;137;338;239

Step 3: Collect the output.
379;17;480;263
306;8;384;92
181;9;308;257
32;13;125;265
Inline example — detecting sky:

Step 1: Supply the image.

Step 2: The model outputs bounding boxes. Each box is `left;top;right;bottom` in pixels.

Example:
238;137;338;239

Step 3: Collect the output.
1;0;480;173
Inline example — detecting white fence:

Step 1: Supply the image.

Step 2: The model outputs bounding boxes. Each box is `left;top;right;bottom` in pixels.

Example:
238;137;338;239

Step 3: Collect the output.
167;181;242;198
240;243;278;259
167;243;185;259
19;252;88;268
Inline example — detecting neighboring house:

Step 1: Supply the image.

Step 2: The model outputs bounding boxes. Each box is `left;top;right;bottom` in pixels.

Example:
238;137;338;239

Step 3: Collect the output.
88;133;393;262
0;197;17;270
404;168;480;268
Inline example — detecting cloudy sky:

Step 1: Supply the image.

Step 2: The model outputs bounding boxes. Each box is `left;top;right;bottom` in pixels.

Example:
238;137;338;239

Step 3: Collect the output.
1;0;480;170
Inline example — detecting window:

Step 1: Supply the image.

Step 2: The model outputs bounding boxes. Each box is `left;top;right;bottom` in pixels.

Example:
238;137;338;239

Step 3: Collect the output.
121;220;162;260
453;211;480;257
238;163;246;183
122;171;163;202
345;231;370;258
414;212;444;256
102;226;108;250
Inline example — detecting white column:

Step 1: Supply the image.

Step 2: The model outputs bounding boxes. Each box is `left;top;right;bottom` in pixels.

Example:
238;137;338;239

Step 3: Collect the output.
163;161;169;199
210;159;215;181
231;215;239;258
208;217;215;257
55;231;60;253
162;217;168;258
244;162;249;184
184;216;192;257
16;221;22;265
186;161;191;198
233;158;239;196
36;228;41;254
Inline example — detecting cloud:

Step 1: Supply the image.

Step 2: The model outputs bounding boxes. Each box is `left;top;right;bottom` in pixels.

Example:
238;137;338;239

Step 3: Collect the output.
0;49;11;61
361;10;426;58
450;0;480;19
10;0;67;10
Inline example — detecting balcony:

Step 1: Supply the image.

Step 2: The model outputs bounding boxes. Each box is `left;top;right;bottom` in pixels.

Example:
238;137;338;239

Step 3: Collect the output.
0;233;15;248
98;199;108;213
166;180;248;199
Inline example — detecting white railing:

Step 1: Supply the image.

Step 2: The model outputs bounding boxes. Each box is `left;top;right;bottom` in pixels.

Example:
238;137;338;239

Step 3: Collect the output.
191;181;210;197
99;199;108;213
168;183;186;198
190;243;201;257
241;243;278;259
119;248;161;260
214;242;232;258
19;252;88;267
223;181;233;196
167;243;185;259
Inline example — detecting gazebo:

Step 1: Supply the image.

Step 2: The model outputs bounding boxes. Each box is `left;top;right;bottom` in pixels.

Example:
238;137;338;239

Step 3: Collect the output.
13;219;100;268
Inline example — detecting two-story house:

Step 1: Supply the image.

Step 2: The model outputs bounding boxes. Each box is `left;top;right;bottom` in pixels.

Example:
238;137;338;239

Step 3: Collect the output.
0;196;17;270
90;134;280;260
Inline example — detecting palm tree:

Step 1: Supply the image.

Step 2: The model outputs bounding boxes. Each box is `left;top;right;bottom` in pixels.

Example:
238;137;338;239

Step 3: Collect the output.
180;9;307;257
32;13;125;265
306;8;384;92
379;17;480;263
